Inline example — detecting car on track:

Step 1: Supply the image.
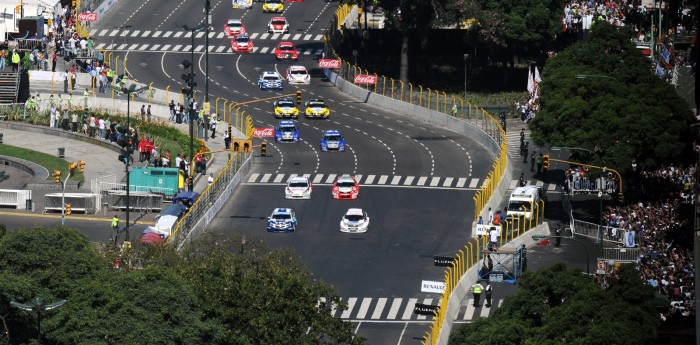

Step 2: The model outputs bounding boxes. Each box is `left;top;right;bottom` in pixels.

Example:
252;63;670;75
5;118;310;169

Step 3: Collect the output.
274;41;299;61
266;208;297;232
284;0;303;2
285;176;313;199
268;17;289;34
258;71;284;91
304;98;330;119
340;208;369;233
224;19;246;37
273;97;299;118
332;174;359;199
320;130;345;152
262;0;284;13
285;65;310;84
275;120;300;142
230;33;254;52
232;0;253;8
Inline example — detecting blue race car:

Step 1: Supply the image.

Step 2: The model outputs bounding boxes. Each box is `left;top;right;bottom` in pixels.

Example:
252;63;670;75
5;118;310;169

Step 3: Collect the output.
266;208;297;232
275;120;300;143
320;129;345;152
258;71;284;91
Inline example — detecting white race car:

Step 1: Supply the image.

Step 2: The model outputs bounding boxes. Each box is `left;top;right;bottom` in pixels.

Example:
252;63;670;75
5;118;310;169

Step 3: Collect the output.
268;17;289;34
340;208;369;233
285;176;312;199
286;65;310;84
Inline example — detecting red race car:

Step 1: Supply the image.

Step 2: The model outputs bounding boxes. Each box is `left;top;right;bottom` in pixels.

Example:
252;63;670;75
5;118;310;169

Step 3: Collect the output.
332;175;359;200
231;34;254;53
274;41;298;61
224;19;246;38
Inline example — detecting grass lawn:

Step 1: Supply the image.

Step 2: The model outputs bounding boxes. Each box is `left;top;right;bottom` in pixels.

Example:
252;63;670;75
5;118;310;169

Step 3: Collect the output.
0;144;85;184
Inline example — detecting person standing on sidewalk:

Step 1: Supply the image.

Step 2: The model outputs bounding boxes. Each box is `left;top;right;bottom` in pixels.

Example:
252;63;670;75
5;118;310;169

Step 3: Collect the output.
470;281;484;307
169;100;175;122
147;105;152;122
536;153;544;174
484;282;492;308
140;105;146;122
51;51;57;72
70;112;78;133
530;151;536;172
63;69;69;93
224;130;231;150
0;48;6;70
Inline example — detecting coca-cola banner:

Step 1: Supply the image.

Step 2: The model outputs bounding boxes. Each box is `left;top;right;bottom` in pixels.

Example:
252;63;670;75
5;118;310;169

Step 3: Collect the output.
253;127;275;138
354;74;377;85
78;12;98;22
318;59;341;69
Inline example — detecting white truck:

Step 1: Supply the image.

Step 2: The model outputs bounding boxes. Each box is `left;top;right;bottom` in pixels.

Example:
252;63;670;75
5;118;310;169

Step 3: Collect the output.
506;186;546;219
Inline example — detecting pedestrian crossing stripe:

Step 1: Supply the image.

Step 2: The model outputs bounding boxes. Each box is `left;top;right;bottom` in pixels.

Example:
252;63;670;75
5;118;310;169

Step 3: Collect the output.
244;173;558;191
93;42;323;55
89;28;325;41
317;296;504;321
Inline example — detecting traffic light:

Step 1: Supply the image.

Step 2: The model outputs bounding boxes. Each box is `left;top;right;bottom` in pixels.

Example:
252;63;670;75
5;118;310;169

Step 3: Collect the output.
296;90;302;104
180;60;196;97
65;203;71;215
53;170;61;183
78;160;85;173
69;162;77;174
232;139;252;153
15;5;20;14
261;141;267;156
543;154;550;170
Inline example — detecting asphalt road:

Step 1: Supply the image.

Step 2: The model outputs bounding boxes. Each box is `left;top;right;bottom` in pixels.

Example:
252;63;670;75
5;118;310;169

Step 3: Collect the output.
84;2;497;343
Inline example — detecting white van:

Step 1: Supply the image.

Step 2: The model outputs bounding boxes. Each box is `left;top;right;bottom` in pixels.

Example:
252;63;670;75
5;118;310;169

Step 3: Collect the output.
506;186;545;219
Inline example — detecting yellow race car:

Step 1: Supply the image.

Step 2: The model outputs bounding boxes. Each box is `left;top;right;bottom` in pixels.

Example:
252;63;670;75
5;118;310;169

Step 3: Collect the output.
274;98;299;119
304;99;330;119
262;0;284;13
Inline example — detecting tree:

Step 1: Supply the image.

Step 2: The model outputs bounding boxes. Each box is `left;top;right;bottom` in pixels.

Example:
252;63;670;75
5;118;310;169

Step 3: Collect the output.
448;263;660;345
530;22;694;172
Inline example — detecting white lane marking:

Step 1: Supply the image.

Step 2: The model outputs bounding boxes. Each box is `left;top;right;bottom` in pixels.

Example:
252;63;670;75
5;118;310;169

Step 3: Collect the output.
402;299;417;320
390;176;401;185
442;177;454;187
364;175;375;184
377;175;389;184
261;173;272;183
403;176;415;185
273;174;285;183
248;173;259;183
416;177;428;186
325;174;337;184
387;298;402;319
356;298;372;319
456;177;467;188
340;298;357;319
371;298;387;320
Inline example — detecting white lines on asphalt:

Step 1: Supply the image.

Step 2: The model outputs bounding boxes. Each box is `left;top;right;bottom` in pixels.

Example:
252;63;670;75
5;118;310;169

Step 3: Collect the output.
172;44;182;51
216;46;226;53
153;31;162;38
138;44;149;50
272;142;284;175
123;0;152;27
174;31;183;38
130;30;141;37
196;32;205;39
184;32;192;38
347;145;358;174
141;31;151;37
163;31;172;38
216;32;225;39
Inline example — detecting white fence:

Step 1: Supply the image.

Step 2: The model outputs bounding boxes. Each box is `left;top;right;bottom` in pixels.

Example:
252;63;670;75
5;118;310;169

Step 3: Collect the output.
0;189;32;209
45;193;97;213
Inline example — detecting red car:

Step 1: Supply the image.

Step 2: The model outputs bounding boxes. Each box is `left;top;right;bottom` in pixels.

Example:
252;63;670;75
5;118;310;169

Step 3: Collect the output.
274;41;299;61
332;175;359;200
224;19;246;38
231;34;254;53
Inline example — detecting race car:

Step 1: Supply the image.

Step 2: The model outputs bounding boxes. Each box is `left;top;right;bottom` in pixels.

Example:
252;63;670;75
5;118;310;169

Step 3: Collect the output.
273;98;299;119
320;130;345;152
262;0;284;13
286;65;310;84
340;208;369;233
232;0;253;8
285;176;312;199
275;120;300;142
284;0;303;2
224;19;246;37
230;33;254;53
332;174;359;199
304;98;330;119
258;71;284;91
266;208;297;232
274;41;299;61
268;17;289;34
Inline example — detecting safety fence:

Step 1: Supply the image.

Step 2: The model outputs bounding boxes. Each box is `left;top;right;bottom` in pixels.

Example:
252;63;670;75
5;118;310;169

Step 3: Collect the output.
334;4;355;30
166;152;248;248
571;219;638;247
601;247;640;263
563;176;618;195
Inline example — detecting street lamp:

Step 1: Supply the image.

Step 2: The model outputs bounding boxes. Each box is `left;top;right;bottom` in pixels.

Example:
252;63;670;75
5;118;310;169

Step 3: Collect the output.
120;83;148;242
177;22;206;192
574;74;620;82
10;297;66;344
532;235;590;274
463;53;470;102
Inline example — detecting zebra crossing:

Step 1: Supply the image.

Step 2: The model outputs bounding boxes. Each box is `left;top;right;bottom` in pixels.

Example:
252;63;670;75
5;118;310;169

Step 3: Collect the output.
89;28;325;41
321;296;504;321
245;173;559;191
93;42;323;55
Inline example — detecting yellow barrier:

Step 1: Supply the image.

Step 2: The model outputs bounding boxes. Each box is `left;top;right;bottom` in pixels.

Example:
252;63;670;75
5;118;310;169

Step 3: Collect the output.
165;85;170;105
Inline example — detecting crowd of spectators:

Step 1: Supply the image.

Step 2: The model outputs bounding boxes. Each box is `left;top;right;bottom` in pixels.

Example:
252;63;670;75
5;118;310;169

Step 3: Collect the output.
597;165;696;320
562;165;618;195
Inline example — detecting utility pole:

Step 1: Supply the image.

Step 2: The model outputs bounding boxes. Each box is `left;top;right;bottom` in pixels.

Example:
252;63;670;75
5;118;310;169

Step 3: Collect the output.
205;0;210;108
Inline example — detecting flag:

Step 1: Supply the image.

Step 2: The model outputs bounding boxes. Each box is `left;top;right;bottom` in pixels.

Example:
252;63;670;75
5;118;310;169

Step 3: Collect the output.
655;62;665;76
533;67;542;96
660;46;671;64
527;67;534;95
534;67;542;83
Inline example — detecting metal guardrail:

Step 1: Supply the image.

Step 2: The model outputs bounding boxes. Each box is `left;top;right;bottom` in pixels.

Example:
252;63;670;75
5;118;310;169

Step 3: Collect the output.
0;189;32;209
602;247;640;263
45;193;97;213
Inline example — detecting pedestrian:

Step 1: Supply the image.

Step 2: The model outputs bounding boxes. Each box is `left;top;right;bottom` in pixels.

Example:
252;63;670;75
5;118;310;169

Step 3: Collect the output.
530;151;536;172
49;105;56;128
71;71;76;91
555;224;562;247
63;69;69;93
83;88;89;109
451;103;457;116
210;114;217;138
140;105;146;122
536;153;543;174
519;172;525;187
470;281;484;307
522;142;529;163
477;216;483;224
488;226;499;252
147;105;152;122
484;282;492;308
169;100;175;122
111;215;119;232
224;130;231;149
0;48;6;70
488;207;493;224
70;112;78;133
51;51;57;72
207;173;214;186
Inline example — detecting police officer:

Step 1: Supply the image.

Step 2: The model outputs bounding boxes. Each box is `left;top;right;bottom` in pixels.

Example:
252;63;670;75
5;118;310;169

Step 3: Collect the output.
530;151;536;172
484;282;493;307
111;215;119;231
470;281;484;307
555;224;562;247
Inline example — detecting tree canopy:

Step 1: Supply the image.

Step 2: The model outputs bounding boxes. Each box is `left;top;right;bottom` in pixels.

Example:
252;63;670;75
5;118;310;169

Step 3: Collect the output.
0;226;362;345
448;263;660;345
530;22;694;172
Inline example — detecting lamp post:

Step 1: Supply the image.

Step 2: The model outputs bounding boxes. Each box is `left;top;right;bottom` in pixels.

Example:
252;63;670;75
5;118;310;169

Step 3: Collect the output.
532;235;590;274
177;22;206;191
463;53;470;102
121;83;148;242
10;297;66;344
204;0;211;110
